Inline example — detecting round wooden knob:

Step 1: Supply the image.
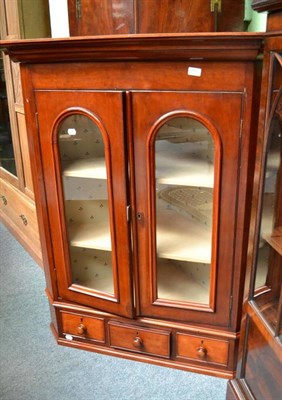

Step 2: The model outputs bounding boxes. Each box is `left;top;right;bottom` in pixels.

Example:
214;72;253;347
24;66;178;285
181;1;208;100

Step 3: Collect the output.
77;323;87;335
133;336;143;348
197;346;207;359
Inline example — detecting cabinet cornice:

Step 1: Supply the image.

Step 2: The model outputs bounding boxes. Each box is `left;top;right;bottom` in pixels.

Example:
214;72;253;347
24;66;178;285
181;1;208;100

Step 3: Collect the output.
0;33;264;64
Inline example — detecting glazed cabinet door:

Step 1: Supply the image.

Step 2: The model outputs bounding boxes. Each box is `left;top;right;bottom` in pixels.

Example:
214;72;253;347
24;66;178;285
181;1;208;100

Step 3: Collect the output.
252;53;282;339
35;90;133;317
131;91;245;325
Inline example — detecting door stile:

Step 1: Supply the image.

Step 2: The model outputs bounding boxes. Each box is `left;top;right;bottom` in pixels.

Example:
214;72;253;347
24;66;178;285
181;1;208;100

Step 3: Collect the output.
124;90;140;315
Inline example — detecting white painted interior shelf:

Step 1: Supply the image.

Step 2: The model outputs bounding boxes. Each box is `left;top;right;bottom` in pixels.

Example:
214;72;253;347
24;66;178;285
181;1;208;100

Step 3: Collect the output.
67;203;212;264
157;200;212;263
62;158;107;179
68;221;111;251
156;151;214;187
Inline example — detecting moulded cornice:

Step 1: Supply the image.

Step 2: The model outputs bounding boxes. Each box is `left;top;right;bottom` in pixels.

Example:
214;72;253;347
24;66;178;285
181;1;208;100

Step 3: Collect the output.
0;33;264;64
252;0;282;12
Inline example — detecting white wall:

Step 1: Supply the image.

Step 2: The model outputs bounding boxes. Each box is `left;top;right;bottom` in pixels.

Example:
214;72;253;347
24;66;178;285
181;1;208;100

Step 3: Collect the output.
48;0;70;38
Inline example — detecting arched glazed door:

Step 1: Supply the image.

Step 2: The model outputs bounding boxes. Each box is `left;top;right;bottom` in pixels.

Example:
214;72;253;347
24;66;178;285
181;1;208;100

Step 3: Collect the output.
131;90;245;325
35;90;133;317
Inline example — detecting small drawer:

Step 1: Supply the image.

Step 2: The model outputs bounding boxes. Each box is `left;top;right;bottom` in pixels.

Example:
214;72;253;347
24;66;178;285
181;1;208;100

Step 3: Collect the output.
61;312;105;343
176;333;229;366
109;322;170;359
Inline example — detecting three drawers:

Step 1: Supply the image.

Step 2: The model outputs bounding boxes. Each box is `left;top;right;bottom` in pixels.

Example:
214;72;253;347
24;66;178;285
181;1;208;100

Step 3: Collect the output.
59;314;230;367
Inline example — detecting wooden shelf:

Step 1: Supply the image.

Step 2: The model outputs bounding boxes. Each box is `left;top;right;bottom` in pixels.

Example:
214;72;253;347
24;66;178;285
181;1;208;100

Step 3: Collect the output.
68;221;111;251
157;199;212;263
263;226;282;256
157;258;209;304
62;158;107;179
256;297;281;335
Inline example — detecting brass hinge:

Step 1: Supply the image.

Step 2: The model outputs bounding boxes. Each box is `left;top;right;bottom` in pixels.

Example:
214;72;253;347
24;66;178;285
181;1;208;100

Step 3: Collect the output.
211;0;222;12
76;0;81;19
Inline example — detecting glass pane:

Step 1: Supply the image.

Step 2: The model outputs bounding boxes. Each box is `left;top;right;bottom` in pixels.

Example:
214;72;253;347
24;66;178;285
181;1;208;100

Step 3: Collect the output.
255;117;281;289
58;114;114;295
254;81;282;339
155;117;214;304
0;55;17;176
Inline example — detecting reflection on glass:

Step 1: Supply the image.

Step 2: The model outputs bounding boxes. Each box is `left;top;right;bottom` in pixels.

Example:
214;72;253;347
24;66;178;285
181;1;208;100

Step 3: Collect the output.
155;117;214;304
0;56;16;176
254;80;282;339
255;117;281;289
58;114;114;295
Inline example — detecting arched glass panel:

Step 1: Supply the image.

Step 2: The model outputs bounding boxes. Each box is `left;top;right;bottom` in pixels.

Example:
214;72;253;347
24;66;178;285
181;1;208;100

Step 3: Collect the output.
58;114;114;295
154;117;215;305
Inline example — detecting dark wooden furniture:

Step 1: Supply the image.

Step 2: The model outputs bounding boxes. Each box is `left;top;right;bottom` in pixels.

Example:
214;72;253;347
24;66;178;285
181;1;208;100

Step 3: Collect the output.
0;33;263;378
226;2;282;399
67;0;245;36
0;0;50;266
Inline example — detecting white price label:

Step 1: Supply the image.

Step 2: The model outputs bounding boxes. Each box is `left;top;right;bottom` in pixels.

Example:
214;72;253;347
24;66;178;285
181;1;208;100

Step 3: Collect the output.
187;67;202;77
67;128;77;136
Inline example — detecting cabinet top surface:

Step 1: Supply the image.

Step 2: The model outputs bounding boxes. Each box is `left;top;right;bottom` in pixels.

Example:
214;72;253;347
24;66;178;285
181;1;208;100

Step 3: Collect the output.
0;32;266;63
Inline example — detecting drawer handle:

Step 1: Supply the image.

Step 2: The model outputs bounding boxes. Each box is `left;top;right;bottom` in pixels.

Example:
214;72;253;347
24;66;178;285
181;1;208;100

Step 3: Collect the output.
77;323;87;335
1;195;7;206
19;214;28;226
133;336;143;348
197;345;208;359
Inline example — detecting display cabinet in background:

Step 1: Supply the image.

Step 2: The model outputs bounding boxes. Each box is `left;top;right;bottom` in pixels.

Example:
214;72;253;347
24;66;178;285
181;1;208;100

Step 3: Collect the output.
226;1;282;399
0;0;50;265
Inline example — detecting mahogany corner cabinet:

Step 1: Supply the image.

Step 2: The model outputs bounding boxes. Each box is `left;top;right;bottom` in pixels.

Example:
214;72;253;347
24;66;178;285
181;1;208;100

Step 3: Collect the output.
0;33;263;378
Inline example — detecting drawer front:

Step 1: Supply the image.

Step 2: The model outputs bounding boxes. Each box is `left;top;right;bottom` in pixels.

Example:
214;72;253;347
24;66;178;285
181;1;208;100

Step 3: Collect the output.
176;333;229;366
109;322;170;358
0;178;40;245
61;312;105;343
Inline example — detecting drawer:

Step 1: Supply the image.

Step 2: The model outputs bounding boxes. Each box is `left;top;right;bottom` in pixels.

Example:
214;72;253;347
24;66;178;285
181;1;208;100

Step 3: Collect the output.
61;312;105;343
109;322;170;359
0;178;40;246
176;333;229;366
